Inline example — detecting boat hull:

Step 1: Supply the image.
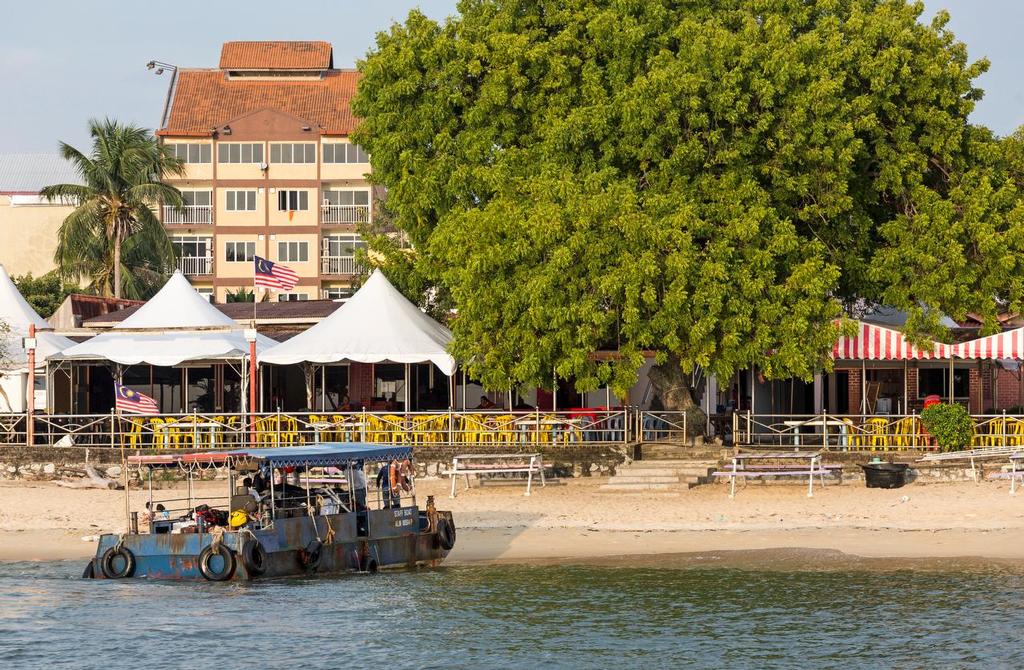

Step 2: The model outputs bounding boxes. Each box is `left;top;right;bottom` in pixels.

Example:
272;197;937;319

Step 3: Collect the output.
84;507;454;581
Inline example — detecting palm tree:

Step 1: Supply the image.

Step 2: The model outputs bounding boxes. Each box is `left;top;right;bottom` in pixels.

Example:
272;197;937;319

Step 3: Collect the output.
41;119;185;299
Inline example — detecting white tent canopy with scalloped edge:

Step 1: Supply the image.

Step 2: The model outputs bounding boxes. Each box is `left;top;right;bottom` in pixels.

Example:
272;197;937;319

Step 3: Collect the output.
0;264;75;370
58;271;277;366
260;269;456;375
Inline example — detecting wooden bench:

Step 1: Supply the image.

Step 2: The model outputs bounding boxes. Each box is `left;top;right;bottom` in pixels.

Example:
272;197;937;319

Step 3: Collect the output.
444;453;546;498
714;451;840;498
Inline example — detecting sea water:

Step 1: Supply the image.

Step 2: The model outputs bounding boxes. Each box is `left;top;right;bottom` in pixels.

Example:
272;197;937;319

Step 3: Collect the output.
0;557;1022;669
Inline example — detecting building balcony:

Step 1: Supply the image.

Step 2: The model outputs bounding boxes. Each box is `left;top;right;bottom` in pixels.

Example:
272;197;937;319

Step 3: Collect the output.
178;255;213;276
164;205;213;225
321;255;359;276
320;204;369;225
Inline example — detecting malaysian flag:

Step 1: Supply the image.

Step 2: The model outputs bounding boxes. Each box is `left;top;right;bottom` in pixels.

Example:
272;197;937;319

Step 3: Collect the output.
254;256;299;291
114;383;159;414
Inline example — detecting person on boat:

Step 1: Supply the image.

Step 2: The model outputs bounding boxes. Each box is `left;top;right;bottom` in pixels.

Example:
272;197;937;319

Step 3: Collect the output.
242;477;263;503
155;504;169;520
376;460;398;509
140;502;154;525
352;460;368;511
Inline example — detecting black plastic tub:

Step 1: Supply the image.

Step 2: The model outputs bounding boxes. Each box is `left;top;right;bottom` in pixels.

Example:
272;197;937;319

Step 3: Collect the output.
860;462;910;489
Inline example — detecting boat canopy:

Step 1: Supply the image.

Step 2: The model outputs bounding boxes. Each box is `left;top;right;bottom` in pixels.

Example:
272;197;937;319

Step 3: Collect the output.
127;443;413;468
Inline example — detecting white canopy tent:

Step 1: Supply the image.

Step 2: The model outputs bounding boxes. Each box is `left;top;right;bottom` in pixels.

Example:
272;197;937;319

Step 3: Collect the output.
260;269;455;409
56;271;278;412
59;271;277;366
0;264;76;411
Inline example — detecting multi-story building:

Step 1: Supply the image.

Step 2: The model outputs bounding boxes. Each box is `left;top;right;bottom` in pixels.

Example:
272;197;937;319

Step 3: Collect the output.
156;41;371;302
0;154;79;278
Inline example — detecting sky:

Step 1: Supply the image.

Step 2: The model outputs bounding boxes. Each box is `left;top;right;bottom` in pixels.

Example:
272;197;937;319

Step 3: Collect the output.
0;0;1021;153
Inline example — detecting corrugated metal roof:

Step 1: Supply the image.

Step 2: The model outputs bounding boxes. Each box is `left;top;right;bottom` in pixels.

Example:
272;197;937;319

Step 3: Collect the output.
0;153;81;194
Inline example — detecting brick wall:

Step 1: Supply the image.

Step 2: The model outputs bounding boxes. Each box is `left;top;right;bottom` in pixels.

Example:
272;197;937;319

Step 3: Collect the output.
348;363;374;408
969;367;984;413
993;366;1024;411
845;368;861;414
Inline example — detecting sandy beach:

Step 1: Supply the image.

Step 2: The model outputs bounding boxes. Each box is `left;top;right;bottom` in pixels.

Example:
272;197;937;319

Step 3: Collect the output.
3;475;1024;565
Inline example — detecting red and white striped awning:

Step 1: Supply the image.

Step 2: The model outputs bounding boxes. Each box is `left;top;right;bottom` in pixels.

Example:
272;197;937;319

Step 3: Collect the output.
954;327;1024;360
833;321;954;360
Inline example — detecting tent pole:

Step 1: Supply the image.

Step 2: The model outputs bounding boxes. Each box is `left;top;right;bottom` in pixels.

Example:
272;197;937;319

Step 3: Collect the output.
404;363;411;412
903;360;908;415
461;368;466;411
948;358;954;405
321;365;327;411
861;360;866;415
553;368;557;413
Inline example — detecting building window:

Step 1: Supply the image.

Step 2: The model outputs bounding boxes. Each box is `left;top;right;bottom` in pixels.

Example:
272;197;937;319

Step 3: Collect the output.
322;287;354;300
172;235;210;258
196;288;214;302
918;368;969;399
217;143;264;164
181;190;212;207
225;190;257;211
277;241;309;263
322;233;366;257
277;190;309;211
225;241;256;262
323;143;369;164
278;293;309;302
166;143;211;164
270;143;316;164
321;190;370;223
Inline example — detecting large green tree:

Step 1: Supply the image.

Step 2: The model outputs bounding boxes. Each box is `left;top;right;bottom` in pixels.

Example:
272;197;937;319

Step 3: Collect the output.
42;119;184;299
353;0;1024;401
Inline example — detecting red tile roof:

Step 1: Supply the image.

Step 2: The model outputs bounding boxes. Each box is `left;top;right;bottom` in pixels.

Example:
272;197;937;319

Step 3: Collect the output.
219;41;333;70
160;69;360;136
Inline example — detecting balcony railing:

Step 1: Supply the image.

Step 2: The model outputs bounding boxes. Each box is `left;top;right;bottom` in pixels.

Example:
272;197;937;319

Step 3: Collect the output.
178;256;213;276
164;205;213;225
321;205;369;224
321;256;358;275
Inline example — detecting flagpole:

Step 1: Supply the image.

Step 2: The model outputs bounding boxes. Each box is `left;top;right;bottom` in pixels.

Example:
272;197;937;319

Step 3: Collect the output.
249;259;259;447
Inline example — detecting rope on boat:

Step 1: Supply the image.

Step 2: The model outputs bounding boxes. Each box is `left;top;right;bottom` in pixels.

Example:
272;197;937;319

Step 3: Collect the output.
209;525;226;552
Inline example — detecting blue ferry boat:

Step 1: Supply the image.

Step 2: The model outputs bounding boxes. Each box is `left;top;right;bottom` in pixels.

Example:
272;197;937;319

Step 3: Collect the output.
83;443;455;580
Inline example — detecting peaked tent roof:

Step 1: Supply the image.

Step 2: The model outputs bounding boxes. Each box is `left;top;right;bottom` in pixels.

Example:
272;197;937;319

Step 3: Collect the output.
0;264;75;370
59;271;277;366
260;269;455;374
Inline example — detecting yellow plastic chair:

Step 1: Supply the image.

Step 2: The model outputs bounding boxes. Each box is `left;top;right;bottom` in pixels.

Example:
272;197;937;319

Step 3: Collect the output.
891;417;922;450
148;418;167;449
986;417;1008;447
1008;418;1024;447
491;414;518;445
462;414;492;445
122;417;146;449
381;414;408;444
862;418;889;450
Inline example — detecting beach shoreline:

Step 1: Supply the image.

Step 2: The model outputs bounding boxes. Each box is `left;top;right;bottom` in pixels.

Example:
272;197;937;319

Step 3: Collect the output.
4;477;1024;565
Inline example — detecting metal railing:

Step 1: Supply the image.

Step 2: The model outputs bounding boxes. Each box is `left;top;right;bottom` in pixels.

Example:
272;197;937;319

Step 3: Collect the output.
320;205;369;224
163;205;213;225
9;409;638;451
320;255;358;275
731;410;1024;452
177;255;213;276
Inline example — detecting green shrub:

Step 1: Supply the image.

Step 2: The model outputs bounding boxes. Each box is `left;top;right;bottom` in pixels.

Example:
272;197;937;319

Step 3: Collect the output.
921;403;974;452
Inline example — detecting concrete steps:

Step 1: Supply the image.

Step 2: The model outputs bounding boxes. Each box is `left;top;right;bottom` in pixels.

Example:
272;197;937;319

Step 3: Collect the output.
598;458;718;492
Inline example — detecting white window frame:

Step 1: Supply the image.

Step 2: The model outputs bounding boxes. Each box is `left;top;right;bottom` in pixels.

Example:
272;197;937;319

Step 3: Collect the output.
166;143;211;164
322;143;369;164
217;143;264;164
225;190;257;211
224;241;257;262
278;293;309;302
270;143;316;164
322;287;353;300
277;241;309;263
277;190;309;211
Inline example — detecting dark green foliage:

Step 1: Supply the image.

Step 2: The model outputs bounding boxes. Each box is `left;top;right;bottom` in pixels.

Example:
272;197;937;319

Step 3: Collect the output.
12;271;77;318
354;0;1024;396
921;402;974;452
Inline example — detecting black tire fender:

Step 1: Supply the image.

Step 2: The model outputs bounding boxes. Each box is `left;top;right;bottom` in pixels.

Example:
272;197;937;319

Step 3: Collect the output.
436;518;456;551
199;544;236;581
300;540;323;572
361;555;379;574
240;539;268;577
100;546;136;579
82;560;96;579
